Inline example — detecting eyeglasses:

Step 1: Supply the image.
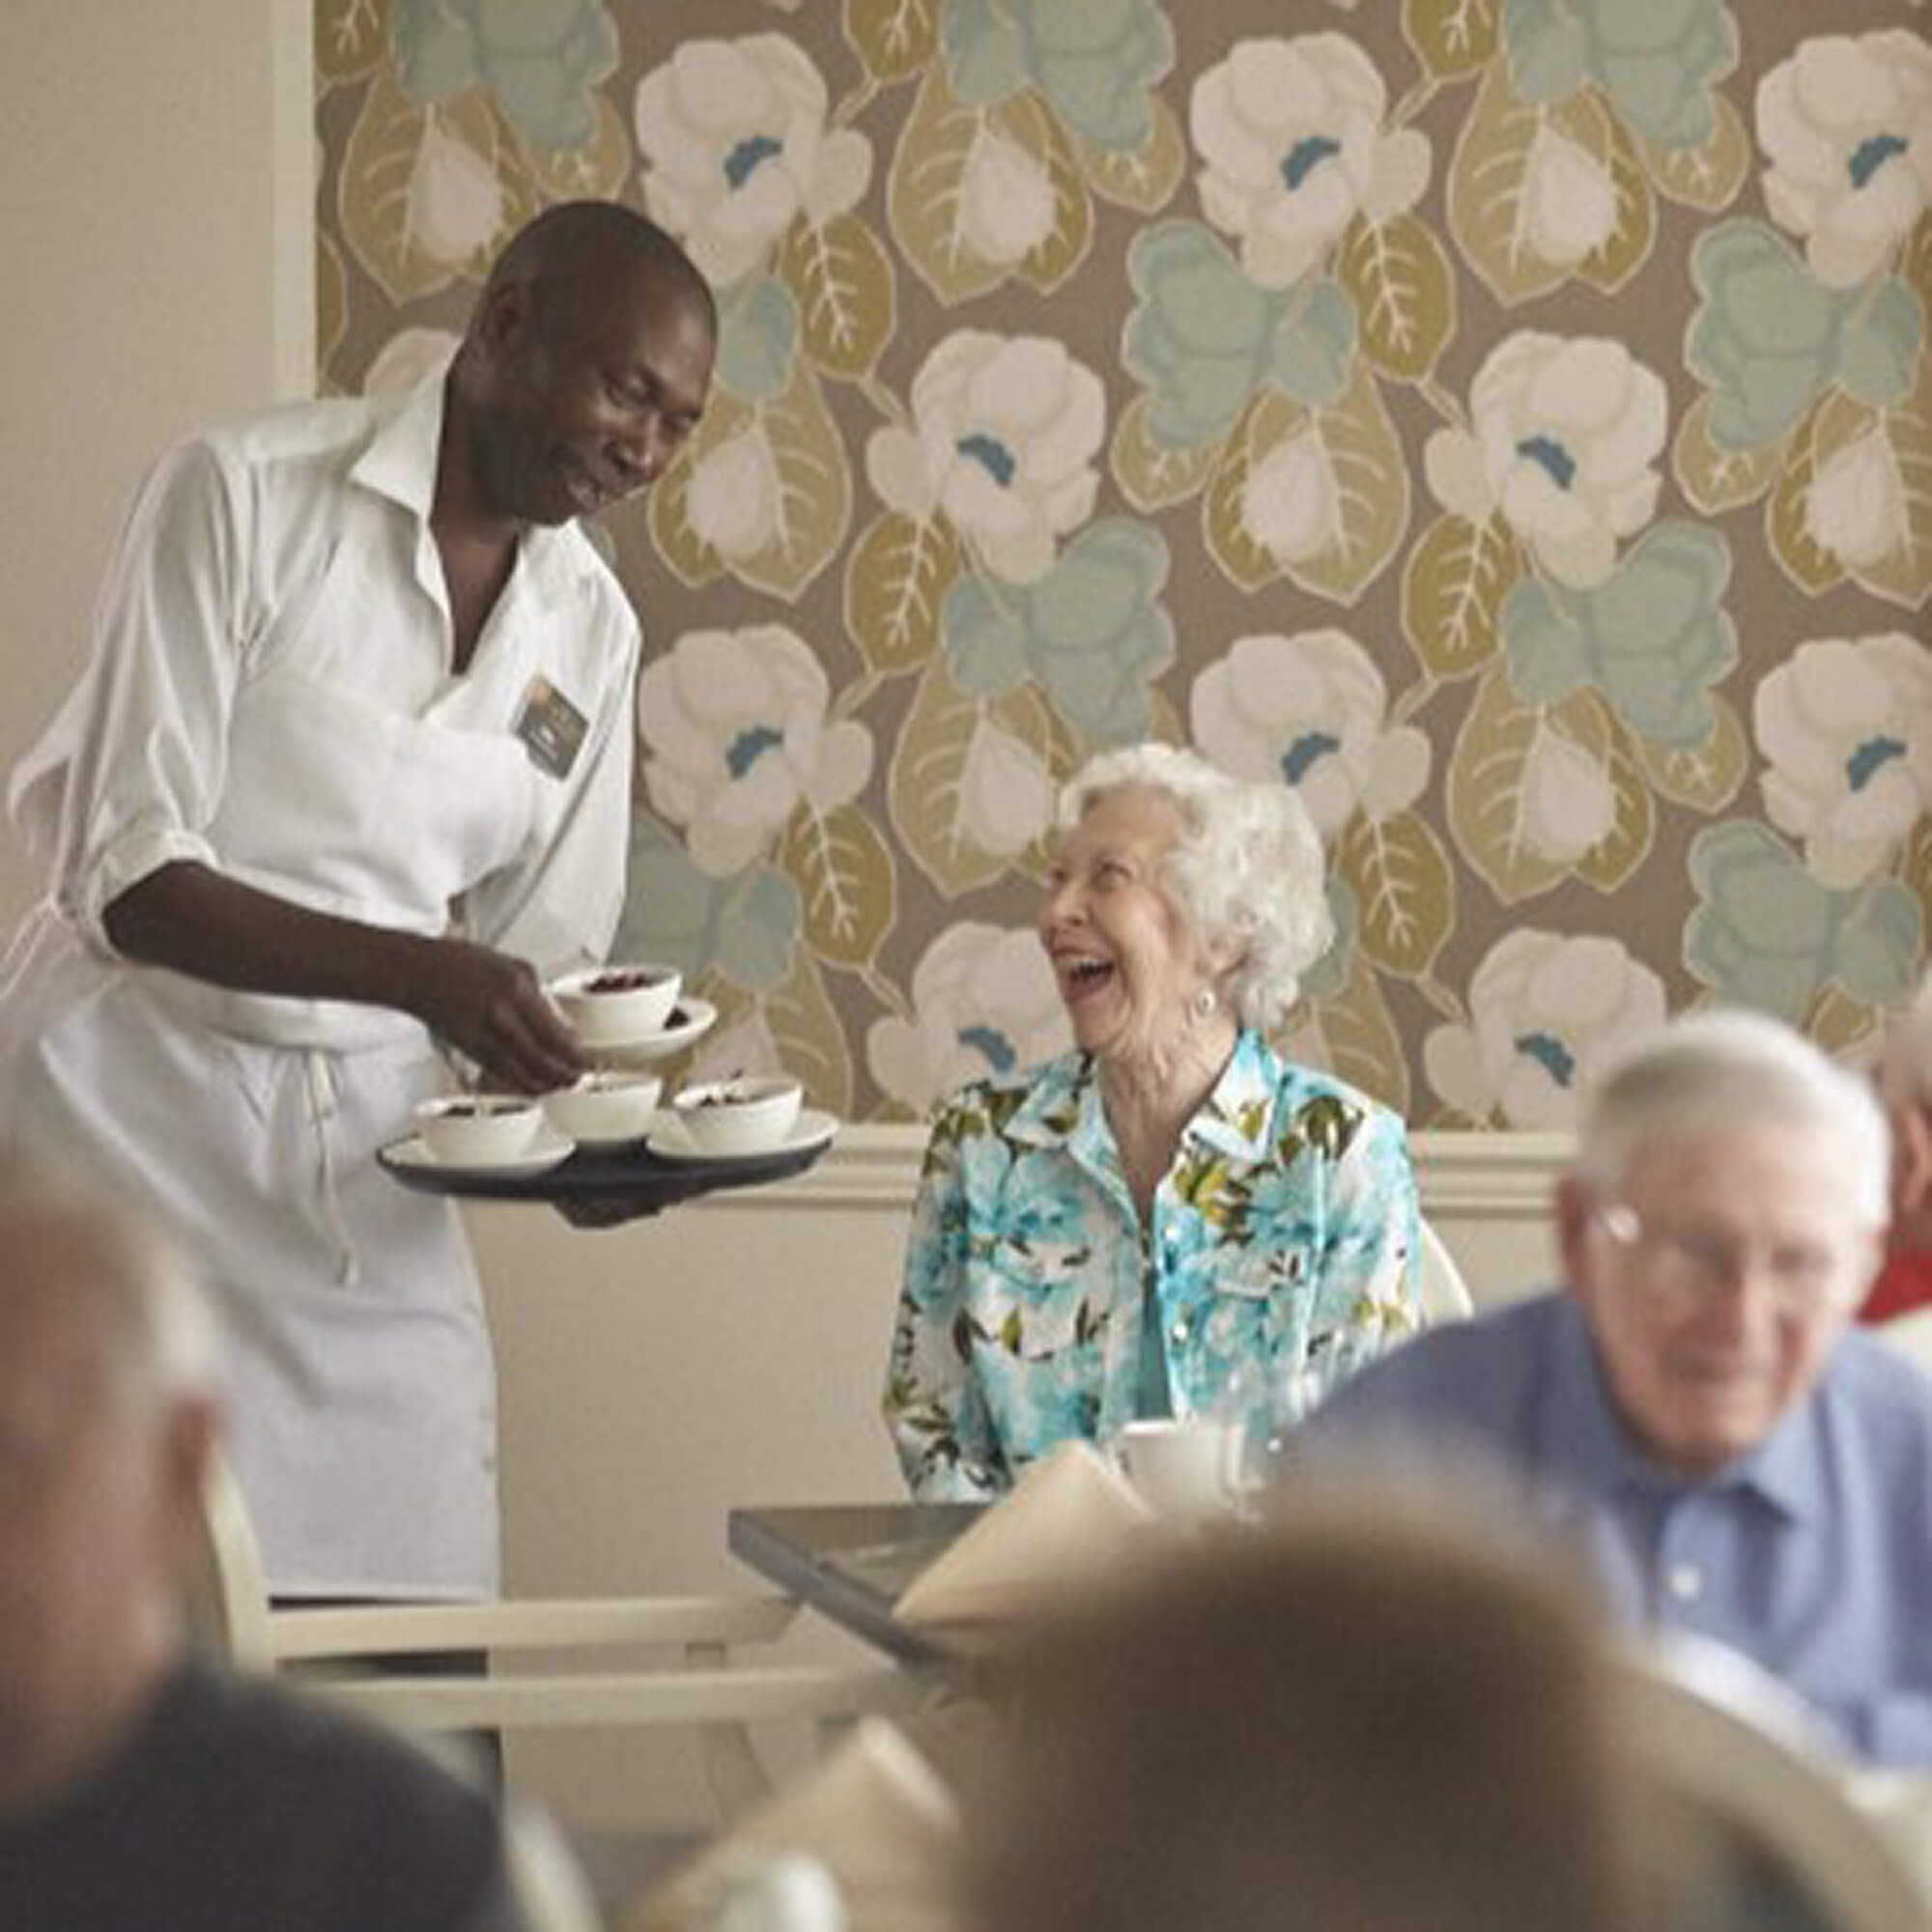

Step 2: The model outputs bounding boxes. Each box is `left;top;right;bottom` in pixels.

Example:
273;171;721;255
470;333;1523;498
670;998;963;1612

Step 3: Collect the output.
1594;1203;1871;1319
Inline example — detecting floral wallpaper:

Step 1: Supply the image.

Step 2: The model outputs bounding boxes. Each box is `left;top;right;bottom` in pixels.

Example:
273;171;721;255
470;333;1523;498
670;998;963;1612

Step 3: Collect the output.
315;0;1932;1131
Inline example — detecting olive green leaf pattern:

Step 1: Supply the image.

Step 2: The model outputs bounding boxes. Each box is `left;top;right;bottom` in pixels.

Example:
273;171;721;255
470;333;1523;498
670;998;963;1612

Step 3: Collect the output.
316;1;1930;1122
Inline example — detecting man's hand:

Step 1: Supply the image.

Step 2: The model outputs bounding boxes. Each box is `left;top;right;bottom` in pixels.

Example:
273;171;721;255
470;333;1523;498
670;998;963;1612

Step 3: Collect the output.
405;939;587;1094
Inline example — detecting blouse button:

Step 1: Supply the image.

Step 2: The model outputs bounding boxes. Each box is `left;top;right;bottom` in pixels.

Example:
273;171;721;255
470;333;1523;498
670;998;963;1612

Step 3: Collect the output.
1665;1562;1703;1603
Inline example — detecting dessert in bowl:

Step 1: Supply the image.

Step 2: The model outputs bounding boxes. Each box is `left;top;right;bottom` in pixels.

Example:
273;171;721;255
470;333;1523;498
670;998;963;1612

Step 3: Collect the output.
547;963;682;1043
542;1070;663;1147
414;1094;545;1165
670;1076;804;1156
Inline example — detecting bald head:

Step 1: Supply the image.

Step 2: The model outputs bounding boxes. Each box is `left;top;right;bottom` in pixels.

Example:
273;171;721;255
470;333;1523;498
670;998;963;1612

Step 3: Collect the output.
0;1150;219;1414
473;200;715;348
0;1151;221;1815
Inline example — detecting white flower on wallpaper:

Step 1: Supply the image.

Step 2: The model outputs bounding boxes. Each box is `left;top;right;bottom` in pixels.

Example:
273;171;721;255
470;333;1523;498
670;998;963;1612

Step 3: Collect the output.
634;35;871;288
867;923;1070;1117
865;331;1106;585
685;423;782;560
957;717;1056;858
1806;427;1909;567
959;126;1059;267
1520;724;1617;865
1240;429;1336;566
1754;634;1932;890
411;118;507;267
1757;31;1932;289
639;622;874;877
1424;333;1667;588
1189;33;1430;290
1189;630;1429;838
361;327;460;395
1424;932;1667;1128
1521;125;1618;267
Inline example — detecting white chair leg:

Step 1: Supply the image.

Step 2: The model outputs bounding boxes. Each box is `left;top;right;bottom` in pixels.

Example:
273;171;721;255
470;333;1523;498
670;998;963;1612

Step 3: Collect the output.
686;1638;773;1821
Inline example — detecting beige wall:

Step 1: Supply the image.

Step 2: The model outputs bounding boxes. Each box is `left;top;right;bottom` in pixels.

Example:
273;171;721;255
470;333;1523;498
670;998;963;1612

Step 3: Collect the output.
1;1;1564;1843
0;0;312;927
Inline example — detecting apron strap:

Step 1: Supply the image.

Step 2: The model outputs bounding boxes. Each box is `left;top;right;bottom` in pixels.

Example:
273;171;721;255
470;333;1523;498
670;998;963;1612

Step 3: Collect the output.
302;1049;362;1289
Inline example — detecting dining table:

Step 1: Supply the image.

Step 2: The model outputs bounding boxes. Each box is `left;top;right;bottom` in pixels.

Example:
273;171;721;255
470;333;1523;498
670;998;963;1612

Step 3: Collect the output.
726;1502;986;1666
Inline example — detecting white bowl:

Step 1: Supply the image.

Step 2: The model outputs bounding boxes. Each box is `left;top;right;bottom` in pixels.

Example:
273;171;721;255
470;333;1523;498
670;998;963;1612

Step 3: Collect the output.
548;964;682;1043
415;1094;544;1165
542;1071;663;1146
670;1076;804;1156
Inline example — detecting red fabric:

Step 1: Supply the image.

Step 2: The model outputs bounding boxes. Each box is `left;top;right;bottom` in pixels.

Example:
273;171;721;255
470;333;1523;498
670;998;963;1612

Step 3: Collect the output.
1861;1249;1932;1324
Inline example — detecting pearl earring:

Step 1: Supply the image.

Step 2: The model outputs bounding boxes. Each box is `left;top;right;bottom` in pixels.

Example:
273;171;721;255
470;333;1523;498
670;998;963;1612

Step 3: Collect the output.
1193;985;1218;1019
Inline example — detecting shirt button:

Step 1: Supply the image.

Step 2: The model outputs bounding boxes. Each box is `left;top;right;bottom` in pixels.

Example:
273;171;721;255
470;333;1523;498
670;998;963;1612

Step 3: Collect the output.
1171;1319;1190;1343
1665;1563;1703;1603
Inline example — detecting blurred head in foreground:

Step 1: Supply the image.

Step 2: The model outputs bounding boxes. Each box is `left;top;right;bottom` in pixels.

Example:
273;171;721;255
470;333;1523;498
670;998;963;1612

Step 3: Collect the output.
953;1476;1640;1932
0;1144;220;1817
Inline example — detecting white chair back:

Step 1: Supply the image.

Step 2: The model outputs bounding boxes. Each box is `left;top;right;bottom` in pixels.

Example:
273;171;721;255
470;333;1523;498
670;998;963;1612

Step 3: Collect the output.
1608;1641;1931;1931
1417;1217;1474;1324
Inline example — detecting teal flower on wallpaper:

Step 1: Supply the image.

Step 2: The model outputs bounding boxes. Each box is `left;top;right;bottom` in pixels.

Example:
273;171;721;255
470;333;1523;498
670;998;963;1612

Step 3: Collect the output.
1684;222;1921;452
1298;875;1360;1006
713;275;800;404
942;0;1175;150
1502;523;1738;749
1684;821;1922;1025
1834;276;1924;412
1123;224;1358;450
1504;0;1738;148
1268;281;1357;410
1122;223;1277;447
942;519;1175;745
613;816;802;996
390;0;618;151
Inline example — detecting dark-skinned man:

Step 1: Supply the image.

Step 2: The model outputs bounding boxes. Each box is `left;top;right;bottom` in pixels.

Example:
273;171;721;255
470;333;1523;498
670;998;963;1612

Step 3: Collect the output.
0;201;715;1604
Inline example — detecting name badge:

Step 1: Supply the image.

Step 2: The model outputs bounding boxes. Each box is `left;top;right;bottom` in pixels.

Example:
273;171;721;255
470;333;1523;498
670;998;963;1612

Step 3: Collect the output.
512;675;589;781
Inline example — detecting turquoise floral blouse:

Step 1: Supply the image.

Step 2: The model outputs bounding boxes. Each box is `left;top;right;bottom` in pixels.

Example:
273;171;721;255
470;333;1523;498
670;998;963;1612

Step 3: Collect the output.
883;1032;1423;1500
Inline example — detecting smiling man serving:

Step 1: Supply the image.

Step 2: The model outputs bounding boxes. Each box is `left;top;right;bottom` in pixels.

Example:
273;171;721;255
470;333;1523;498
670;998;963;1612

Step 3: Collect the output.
0;202;713;1604
1311;1008;1932;1767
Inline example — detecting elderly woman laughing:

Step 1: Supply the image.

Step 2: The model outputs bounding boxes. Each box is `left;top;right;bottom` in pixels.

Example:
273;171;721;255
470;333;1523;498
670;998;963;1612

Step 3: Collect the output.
884;744;1422;1500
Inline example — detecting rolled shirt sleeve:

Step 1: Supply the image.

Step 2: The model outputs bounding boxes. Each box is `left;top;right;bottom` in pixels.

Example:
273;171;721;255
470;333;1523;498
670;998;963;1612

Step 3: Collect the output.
13;440;252;944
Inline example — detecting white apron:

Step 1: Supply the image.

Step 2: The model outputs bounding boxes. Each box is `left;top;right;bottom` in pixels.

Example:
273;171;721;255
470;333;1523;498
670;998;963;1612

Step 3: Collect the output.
0;545;551;1600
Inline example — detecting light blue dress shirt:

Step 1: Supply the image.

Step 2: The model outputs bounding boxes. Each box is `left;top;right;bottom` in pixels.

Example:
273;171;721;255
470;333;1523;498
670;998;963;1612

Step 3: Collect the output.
884;1032;1422;1500
1310;1293;1932;1767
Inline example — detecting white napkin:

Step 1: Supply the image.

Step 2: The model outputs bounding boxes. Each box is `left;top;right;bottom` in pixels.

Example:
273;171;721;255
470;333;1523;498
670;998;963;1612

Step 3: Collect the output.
893;1441;1153;1640
625;1719;960;1932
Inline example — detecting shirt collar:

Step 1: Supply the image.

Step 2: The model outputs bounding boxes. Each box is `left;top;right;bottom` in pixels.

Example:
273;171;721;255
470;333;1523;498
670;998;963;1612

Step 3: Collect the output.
1004;1032;1281;1161
348;361;448;520
1539;1296;1820;1525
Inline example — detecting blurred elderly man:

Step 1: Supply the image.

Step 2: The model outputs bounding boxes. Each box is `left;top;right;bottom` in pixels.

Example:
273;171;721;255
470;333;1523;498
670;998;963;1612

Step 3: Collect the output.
1311;1009;1932;1766
0;1150;529;1931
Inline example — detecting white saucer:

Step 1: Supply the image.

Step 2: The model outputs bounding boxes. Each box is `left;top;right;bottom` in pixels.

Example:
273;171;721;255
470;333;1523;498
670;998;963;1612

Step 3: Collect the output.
384;1126;576;1178
586;996;718;1067
644;1106;838;1165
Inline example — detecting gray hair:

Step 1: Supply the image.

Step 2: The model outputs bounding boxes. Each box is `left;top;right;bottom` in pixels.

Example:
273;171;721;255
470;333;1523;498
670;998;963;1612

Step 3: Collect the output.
1879;972;1932;1109
1058;743;1332;1033
0;1146;221;1410
1574;1009;1890;1232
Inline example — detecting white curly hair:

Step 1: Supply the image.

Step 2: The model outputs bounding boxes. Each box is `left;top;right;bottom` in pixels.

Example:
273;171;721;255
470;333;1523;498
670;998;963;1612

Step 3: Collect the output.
1056;743;1333;1035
